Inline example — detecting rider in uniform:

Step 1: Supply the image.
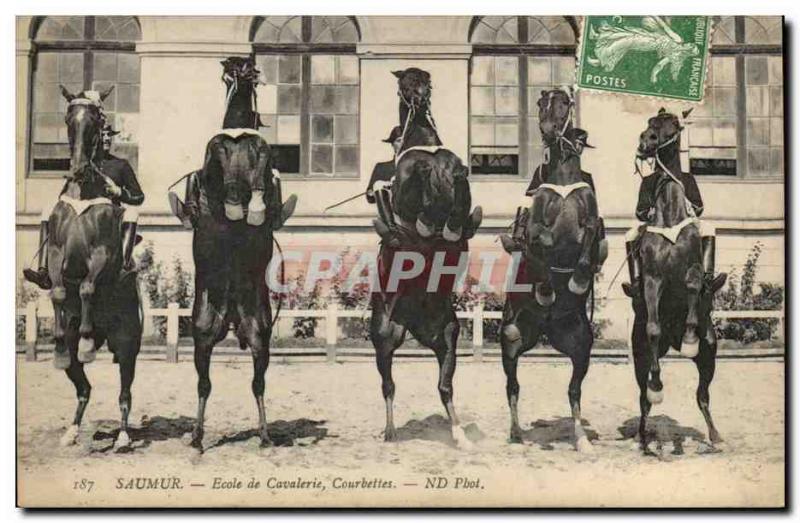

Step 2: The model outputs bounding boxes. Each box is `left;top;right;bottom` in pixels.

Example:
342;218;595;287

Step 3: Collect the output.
622;166;726;298
366;126;403;238
509;128;607;271
23;122;145;290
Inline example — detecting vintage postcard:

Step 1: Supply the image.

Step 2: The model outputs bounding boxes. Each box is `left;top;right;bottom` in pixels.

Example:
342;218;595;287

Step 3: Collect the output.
15;14;785;508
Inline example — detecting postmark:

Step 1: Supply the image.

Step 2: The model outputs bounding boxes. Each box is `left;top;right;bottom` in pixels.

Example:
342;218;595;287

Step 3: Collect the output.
576;16;711;101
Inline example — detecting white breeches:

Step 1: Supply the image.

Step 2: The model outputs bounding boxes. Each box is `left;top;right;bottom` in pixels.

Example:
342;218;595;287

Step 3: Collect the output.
625;221;715;242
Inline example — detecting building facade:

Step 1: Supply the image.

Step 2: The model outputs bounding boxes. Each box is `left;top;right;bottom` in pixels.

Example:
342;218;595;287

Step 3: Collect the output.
15;16;784;338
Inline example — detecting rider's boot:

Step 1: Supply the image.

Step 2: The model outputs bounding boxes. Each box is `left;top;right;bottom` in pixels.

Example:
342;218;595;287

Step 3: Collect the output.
702;236;727;293
119;221;138;280
621;240;641;298
23;220;52;290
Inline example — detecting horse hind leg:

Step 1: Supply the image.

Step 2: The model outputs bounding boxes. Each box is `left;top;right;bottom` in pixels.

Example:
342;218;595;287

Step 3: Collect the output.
370;297;405;442
77;247;109;363
501;321;524;443
681;264;703;358
435;319;473;450
109;335;137;451
61;338;91;447
695;338;723;445
643;276;665;404
238;313;273;447
191;298;226;452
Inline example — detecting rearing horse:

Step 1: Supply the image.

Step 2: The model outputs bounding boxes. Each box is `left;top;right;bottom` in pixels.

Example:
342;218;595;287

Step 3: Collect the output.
189;56;296;451
47;86;142;450
497;88;600;452
369;67;479;449
630;110;724;452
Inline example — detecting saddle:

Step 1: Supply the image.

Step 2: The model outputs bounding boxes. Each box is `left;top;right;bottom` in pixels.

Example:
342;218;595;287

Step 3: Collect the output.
643;217;698;244
58;195;114;216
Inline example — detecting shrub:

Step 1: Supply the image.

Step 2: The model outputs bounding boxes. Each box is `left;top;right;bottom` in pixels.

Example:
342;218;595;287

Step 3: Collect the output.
138;242;195;339
714;242;784;342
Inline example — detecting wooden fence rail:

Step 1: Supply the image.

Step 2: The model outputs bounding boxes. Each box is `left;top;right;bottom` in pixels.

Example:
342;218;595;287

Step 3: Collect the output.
17;301;785;363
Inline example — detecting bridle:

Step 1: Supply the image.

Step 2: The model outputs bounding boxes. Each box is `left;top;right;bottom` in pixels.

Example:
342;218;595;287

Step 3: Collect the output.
396;85;439;153
65;97;110;185
635;118;695;218
541;90;578;162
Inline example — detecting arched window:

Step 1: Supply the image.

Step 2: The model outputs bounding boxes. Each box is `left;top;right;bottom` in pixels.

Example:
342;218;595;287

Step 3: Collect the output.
688;16;783;179
29;16;141;175
251;16;360;177
469;16;577;176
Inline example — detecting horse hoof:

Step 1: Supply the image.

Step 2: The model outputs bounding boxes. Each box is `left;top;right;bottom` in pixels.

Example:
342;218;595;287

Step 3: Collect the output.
60;425;79;447
681;339;700;358
224;202;244;221
646;387;664;405
452;426;474;450
246;209;266;226
535;287;555;307
416;217;435;238
568;276;590;295
77;338;95;363
576;435;594;453
442;222;462;242
384;427;398;442
53;350;71;370
259;437;273;448
114;431;132;451
509;427;523;444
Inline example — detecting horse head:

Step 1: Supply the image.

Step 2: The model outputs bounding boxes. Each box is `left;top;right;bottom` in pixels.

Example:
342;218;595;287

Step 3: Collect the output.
637;107;684;160
221;56;262;93
537;88;574;146
60;84;113;185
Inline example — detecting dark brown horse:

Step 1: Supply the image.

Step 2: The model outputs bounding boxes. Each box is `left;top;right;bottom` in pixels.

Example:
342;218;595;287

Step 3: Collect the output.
370;68;480;448
497;88;600;452
630;110;724;452
189;56;296;451
48;86;141;450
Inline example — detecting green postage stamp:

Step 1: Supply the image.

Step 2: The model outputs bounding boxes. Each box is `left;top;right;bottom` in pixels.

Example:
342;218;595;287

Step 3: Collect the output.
577;16;711;101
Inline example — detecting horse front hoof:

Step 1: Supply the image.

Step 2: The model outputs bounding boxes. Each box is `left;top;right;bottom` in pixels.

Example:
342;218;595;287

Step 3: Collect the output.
415;216;435;238
681;338;700;358
60;425;79;447
452;425;474;450
77;338;95;363
535;287;555;307
576;435;594;453
646;387;664;405
384;427;398;442
442;222;462;242
568;275;590;295
114;431;132;451
53;350;71;370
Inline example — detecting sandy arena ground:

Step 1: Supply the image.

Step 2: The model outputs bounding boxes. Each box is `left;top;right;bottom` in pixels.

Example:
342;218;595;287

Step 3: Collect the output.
17;355;784;508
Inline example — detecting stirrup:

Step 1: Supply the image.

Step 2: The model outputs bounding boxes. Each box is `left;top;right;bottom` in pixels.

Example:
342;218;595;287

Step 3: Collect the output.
705;273;727;294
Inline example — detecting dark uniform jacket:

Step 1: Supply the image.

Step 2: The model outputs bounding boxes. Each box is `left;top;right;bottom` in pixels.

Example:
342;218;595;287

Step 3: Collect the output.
99;154;145;206
635;170;703;222
526;163;596;197
365;160;395;203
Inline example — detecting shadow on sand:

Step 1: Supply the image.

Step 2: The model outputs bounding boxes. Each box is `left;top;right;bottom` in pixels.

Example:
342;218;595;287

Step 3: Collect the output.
91;416;329;453
513;417;599;450
617;415;709;455
395;414;484;447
